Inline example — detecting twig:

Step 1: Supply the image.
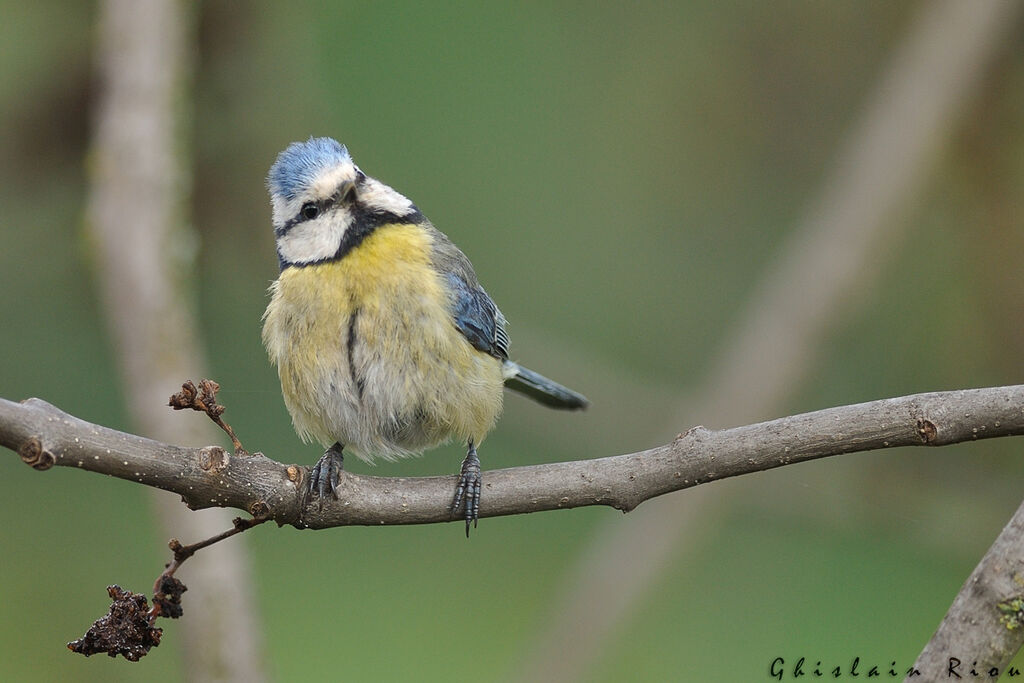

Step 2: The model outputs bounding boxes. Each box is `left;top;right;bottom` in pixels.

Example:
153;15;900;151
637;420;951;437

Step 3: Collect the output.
151;515;268;618
67;515;269;661
169;379;247;455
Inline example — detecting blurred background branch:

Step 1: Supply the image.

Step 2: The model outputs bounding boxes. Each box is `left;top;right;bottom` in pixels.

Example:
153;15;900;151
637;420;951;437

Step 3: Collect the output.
86;0;264;680
515;0;1024;680
907;495;1024;680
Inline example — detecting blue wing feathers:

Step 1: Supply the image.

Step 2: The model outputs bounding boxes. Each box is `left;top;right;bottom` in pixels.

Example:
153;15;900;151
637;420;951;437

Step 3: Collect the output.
445;272;509;360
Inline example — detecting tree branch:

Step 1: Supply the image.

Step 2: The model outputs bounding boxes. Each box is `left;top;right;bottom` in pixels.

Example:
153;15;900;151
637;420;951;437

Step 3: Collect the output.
1;385;1022;529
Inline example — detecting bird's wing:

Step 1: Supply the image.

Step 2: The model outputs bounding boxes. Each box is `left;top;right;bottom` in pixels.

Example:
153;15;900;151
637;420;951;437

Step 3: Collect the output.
427;223;510;360
445;271;510;361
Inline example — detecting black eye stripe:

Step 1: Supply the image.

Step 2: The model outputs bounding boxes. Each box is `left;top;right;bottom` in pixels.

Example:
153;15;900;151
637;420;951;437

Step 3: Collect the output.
274;179;421;245
278;205;425;270
277;206;318;235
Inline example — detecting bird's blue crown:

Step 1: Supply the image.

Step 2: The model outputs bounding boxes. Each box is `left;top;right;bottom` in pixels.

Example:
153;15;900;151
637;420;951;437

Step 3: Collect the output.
268;137;352;201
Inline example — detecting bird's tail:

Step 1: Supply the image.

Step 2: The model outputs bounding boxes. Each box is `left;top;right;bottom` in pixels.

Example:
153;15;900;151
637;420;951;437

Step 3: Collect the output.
502;361;589;410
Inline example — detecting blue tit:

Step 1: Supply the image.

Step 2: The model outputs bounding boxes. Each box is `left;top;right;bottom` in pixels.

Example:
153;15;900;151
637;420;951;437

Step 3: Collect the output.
262;137;587;534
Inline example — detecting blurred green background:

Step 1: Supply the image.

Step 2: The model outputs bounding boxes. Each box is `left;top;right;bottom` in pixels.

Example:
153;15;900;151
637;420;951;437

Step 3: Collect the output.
2;1;1024;681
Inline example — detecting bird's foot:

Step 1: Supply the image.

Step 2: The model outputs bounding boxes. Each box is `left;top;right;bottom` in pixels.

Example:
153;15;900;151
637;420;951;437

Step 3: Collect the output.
308;442;344;503
450;444;481;537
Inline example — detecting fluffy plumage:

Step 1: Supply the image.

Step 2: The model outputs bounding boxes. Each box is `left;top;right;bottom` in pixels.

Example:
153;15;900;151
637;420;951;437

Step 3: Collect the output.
263;224;505;461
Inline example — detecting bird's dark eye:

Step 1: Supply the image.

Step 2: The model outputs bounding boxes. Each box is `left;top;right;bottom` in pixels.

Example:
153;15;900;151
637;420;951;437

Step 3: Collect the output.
300;202;320;220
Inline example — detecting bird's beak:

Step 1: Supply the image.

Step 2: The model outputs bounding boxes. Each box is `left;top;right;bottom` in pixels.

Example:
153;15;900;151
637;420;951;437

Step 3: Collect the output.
332;179;356;205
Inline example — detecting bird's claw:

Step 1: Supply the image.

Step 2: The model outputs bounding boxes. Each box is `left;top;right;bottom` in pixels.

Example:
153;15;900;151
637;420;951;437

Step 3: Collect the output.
451;447;481;536
308;443;344;504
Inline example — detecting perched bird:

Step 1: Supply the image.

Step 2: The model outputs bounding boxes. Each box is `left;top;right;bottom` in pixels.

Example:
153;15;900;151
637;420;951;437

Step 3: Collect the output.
262;137;587;533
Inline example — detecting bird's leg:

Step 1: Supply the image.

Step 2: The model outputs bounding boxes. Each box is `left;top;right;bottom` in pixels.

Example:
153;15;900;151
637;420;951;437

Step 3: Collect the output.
309;442;344;502
451;440;481;536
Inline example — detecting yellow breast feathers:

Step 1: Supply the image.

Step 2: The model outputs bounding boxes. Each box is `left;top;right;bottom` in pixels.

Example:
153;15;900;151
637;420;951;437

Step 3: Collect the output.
262;224;504;461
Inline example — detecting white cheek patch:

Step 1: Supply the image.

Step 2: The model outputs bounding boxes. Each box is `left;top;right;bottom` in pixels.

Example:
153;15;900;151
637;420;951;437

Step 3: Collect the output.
277;210;350;265
270;163;414;266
